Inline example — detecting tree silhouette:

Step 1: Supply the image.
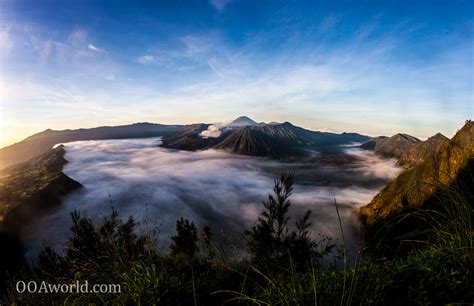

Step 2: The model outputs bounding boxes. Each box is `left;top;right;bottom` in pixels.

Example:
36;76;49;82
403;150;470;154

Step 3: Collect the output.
245;173;322;269
170;218;199;258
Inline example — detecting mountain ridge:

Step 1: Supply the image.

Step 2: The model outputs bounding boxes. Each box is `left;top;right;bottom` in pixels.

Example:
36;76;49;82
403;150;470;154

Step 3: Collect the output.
397;132;449;168
360;133;421;160
358;120;474;251
360;131;450;169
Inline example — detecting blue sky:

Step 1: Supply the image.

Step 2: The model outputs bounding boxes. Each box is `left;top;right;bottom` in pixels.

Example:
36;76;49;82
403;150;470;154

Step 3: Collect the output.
0;0;472;147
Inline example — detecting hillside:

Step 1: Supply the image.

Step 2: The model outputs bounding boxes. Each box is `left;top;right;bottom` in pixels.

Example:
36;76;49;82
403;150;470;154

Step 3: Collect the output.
0;123;182;169
0;146;82;233
358;120;474;249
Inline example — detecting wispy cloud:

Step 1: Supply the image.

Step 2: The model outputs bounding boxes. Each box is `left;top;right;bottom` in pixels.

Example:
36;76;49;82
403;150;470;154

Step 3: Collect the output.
136;55;157;64
209;0;231;12
88;43;105;53
20;26;109;63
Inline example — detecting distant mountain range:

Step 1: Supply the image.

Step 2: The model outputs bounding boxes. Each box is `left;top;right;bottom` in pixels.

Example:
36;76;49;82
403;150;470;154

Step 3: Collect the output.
0;117;370;168
161;118;370;158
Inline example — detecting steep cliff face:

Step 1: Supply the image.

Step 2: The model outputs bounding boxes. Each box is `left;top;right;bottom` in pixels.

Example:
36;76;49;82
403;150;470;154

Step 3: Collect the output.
359;121;473;239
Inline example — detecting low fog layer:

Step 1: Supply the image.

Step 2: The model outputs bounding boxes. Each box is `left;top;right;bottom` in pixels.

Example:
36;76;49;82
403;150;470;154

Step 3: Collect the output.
24;138;402;257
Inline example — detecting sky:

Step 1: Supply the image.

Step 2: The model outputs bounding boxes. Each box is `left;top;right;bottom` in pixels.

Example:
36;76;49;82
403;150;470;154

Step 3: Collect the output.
0;0;473;147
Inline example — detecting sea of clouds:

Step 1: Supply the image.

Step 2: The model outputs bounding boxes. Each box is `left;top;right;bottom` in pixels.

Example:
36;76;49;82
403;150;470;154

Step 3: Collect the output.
24;137;402;258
